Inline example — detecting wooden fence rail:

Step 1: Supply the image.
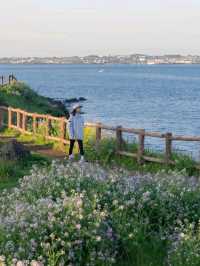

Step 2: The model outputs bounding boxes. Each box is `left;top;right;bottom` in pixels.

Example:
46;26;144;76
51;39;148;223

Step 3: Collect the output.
0;106;199;168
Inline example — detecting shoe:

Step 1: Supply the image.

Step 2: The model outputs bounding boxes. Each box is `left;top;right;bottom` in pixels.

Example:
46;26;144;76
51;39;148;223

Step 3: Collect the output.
79;156;85;163
69;154;74;161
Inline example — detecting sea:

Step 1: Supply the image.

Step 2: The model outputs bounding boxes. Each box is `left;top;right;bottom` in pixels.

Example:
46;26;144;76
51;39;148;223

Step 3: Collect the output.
0;64;200;159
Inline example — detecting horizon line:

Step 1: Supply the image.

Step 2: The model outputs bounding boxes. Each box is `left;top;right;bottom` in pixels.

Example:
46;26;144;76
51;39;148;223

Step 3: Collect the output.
0;53;200;58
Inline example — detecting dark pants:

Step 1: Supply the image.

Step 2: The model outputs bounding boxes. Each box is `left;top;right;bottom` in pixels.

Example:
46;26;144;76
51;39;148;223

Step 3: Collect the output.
69;139;84;156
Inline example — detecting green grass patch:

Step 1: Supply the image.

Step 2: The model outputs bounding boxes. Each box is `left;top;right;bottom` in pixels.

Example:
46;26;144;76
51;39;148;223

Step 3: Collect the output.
0;82;68;116
0;153;50;191
85;136;199;176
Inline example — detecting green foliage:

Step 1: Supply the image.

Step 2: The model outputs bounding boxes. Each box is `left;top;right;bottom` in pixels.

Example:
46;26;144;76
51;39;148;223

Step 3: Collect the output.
0;82;67;116
0;162;200;265
169;224;200;266
0;153;50;190
85;136;199;176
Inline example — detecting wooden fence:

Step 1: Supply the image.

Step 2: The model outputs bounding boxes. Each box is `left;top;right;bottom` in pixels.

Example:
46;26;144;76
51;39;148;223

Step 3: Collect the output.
0;106;200;168
0;75;17;86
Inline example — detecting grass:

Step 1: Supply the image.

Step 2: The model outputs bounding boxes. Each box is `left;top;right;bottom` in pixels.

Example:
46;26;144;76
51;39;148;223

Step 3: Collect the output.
0;153;50;190
0;126;199;181
0;82;68;116
85;136;200;176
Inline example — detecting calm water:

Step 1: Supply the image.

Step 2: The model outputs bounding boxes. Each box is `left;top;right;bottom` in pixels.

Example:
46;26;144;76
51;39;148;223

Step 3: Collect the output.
1;64;200;158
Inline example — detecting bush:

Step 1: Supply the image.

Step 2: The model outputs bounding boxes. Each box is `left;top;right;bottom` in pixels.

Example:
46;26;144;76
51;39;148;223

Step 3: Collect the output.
0;162;200;265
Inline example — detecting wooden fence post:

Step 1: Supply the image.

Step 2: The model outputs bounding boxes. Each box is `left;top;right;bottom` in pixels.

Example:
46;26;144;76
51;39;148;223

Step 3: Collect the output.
0;109;3;128
96;122;102;148
8;107;12;128
60;118;66;147
165;132;172;165
17;111;20;129
19;113;23;128
46;116;51;138
137;129;145;165
116;126;123;152
33;115;37;134
22;112;27;132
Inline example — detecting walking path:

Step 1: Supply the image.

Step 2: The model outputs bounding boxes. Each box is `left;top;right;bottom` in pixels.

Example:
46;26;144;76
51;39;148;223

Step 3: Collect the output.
0;135;66;160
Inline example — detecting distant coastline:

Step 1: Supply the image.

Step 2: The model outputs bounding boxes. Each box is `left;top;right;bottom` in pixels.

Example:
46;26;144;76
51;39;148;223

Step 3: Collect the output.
0;54;200;65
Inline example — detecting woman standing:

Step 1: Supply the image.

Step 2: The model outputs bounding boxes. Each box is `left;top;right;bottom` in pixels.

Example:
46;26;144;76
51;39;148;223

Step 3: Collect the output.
68;103;85;162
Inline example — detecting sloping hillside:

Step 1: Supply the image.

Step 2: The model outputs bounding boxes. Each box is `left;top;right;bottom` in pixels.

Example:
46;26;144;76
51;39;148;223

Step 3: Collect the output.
0;82;68;117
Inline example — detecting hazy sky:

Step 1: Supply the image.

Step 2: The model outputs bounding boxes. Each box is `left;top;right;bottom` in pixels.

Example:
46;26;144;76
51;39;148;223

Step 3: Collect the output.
0;0;200;57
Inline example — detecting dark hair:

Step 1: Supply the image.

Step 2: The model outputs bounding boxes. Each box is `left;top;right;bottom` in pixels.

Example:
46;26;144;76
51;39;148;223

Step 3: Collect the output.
71;109;77;116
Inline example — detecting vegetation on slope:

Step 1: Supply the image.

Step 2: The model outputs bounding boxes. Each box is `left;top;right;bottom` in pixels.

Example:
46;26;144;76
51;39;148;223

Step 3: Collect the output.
0;81;66;190
0;82;68;117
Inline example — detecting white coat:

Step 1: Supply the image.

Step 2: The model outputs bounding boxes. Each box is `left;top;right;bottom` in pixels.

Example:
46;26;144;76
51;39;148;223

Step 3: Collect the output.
68;113;84;140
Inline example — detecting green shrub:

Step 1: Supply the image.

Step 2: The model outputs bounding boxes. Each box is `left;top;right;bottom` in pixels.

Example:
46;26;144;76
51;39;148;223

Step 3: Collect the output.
0;162;200;265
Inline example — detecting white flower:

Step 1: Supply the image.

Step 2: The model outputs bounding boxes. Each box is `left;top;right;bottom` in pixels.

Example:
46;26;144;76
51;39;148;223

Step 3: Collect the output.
142;191;151;202
112;200;118;206
128;233;133;239
30;261;44;266
16;261;25;266
0;256;5;262
96;236;101;242
76;224;81;230
179;232;185;239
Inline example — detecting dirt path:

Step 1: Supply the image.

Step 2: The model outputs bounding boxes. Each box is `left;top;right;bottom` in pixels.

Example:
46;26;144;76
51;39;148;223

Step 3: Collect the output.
34;148;66;159
0;135;66;160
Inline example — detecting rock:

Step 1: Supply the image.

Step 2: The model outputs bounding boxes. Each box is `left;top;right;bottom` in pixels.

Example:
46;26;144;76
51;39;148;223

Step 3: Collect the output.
0;139;30;161
64;97;87;104
47;97;69;117
64;98;79;103
78;97;87;102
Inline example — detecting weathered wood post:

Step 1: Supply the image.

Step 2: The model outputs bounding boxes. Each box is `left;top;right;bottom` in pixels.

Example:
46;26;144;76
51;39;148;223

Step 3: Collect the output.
46;116;51;138
116;126;123;152
96;122;102;149
165;132;172;165
137;129;145;165
33;115;37;134
22;112;27;132
0;108;3;128
19;113;23;128
16;111;20;129
60;117;67;148
8;107;12;128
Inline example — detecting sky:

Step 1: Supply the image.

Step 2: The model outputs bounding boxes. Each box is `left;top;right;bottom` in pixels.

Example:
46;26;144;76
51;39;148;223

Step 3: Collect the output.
0;0;200;57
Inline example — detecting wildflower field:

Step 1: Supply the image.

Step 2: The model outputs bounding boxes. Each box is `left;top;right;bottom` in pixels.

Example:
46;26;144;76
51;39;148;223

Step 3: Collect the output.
0;161;200;266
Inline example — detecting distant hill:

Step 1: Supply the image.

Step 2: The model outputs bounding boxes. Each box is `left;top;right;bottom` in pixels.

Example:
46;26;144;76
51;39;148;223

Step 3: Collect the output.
0;54;200;64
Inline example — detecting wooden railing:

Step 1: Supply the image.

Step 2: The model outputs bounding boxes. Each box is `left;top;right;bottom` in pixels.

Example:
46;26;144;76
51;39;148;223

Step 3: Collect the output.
0;106;69;146
0;106;200;168
0;75;17;86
